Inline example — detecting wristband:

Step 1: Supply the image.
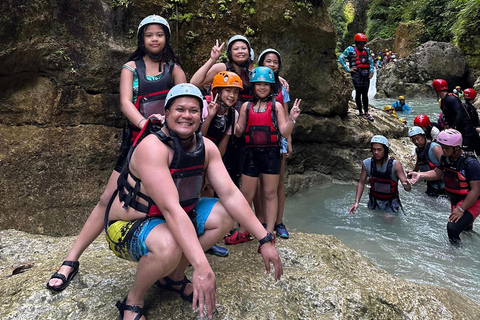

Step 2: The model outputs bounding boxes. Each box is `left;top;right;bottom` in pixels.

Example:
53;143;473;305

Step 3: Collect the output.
258;232;274;246
458;206;465;213
137;118;146;127
290;117;296;124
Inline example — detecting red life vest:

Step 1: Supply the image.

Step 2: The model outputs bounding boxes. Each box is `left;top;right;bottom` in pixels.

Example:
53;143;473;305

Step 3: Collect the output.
276;90;284;104
354;47;370;69
442;153;477;203
416;141;437;172
244;100;279;148
369;157;399;200
131;59;174;140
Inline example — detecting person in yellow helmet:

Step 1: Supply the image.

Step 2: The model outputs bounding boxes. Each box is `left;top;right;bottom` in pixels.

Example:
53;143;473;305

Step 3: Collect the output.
392;95;411;113
384;105;399;119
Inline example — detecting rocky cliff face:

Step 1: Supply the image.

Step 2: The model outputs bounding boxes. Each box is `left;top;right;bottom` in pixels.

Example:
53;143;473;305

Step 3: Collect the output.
0;0;410;235
1;229;479;320
376;41;469;98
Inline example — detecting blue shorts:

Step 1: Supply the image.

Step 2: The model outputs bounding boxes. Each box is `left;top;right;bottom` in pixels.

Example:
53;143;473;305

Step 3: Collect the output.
107;197;219;262
279;136;288;154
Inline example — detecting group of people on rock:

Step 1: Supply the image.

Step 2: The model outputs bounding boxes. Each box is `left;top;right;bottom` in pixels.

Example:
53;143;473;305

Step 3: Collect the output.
45;14;305;319
349;78;480;247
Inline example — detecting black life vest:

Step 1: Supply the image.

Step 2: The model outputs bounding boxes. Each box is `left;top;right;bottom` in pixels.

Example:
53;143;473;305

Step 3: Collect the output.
131;59;175;140
349;47;370;69
442;153;478;203
114;121;204;218
205;110;235;145
225;62;253;108
369;157;399;200
416;141;437;172
393;101;403;112
244;99;279;148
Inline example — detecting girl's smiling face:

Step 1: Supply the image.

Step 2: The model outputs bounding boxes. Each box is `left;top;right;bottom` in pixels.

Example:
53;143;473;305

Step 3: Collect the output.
263;53;280;73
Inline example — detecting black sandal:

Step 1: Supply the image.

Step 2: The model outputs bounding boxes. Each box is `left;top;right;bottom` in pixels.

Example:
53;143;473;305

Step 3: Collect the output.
154;276;193;302
46;260;80;292
116;297;145;320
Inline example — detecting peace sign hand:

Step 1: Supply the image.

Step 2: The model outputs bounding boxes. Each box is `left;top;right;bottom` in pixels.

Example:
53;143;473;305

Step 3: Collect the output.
289;99;301;121
206;93;219;118
210;40;225;61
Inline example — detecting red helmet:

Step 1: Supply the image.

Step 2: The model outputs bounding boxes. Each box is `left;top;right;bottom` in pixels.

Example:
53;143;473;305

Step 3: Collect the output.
414;114;431;127
432;79;448;91
463;88;477;100
354;33;367;42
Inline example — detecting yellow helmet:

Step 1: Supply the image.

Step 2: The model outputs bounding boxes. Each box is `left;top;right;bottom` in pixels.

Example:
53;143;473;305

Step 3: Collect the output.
455;85;461;90
384;105;394;111
398;95;405;100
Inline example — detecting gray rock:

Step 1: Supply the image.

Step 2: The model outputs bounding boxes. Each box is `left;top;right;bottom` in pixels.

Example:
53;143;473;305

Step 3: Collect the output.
377;41;469;98
1;229;479;319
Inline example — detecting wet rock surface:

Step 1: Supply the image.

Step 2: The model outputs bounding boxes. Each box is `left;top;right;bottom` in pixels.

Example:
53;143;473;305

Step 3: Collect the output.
1;229;479;320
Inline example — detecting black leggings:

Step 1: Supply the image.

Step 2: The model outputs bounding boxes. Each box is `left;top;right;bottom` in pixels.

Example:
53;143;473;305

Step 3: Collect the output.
355;86;369;114
447;210;474;245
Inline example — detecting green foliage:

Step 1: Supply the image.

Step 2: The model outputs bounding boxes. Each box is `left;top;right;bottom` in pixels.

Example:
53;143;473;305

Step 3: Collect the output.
111;0;132;7
284;9;295;20
328;0;354;41
245;26;255;36
452;0;480;45
295;0;314;14
365;0;465;42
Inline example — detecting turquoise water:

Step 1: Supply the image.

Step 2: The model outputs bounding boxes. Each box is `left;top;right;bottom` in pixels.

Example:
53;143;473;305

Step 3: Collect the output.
284;183;480;303
284;94;480;303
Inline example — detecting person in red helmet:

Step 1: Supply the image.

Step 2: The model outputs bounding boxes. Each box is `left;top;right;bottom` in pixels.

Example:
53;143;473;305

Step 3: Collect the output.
432;79;479;155
463;88;480;134
414;114;440;141
409;129;480;245
338;33;375;121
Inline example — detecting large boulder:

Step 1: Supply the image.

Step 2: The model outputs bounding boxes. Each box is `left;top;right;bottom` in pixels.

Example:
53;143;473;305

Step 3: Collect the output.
367;37;395;56
376;41;469;98
2;229;479;319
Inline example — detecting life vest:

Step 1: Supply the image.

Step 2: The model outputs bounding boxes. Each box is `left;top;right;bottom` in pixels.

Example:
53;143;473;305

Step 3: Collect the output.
104;120;205;252
416;141;437;172
352;47;370;69
393;101;403;112
205;110;235;145
244;99;279;148
442;153;478;203
275;89;284;105
225;62;253;107
131;59;175;140
369;157;399;200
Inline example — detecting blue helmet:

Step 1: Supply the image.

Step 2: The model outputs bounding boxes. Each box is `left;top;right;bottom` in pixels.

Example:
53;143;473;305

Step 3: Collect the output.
164;83;204;110
408;126;425;138
370;135;389;148
137;15;170;35
250;67;275;84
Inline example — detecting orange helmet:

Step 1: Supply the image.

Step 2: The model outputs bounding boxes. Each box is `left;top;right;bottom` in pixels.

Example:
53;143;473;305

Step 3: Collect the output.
354;33;367;42
211;71;243;91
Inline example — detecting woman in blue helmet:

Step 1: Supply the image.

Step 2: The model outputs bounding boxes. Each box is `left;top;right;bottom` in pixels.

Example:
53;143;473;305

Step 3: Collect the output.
47;15;186;292
227;67;300;249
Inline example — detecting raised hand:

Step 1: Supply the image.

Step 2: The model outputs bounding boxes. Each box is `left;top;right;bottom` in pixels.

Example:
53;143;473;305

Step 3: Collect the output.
210;39;225;62
206;93;219;118
289;99;301;121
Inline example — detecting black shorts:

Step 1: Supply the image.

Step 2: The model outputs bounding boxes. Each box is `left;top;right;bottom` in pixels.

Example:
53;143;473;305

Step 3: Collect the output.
242;147;281;177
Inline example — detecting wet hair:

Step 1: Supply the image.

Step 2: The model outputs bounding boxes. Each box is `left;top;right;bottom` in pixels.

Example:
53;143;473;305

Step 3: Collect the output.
127;24;182;67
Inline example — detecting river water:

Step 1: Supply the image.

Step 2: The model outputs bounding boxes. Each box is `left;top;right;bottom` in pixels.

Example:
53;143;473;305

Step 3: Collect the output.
285;85;480;303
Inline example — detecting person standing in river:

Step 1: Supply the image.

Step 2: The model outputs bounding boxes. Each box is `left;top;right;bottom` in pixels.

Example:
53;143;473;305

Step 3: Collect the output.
46;15;187;292
349;135;411;215
409;129;480;245
338;33;375;121
408;126;445;197
433;79;480;155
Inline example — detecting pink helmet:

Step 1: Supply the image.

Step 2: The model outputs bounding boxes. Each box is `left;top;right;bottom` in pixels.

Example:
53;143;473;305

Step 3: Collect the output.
437;129;462;147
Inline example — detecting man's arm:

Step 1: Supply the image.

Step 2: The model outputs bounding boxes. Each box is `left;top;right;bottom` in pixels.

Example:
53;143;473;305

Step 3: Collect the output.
349;163;367;214
394;161;411;191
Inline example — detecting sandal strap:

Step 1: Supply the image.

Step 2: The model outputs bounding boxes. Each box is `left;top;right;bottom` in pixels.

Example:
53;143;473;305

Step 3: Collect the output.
61;260;79;268
49;272;67;282
116;298;145;320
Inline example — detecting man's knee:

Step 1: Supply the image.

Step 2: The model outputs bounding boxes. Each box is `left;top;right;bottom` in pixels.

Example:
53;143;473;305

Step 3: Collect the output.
147;229;183;263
